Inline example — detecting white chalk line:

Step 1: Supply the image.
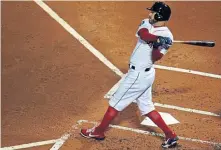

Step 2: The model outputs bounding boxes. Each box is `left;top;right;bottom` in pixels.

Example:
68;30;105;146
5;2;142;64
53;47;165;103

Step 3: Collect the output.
34;0;123;77
49;134;70;150
0;139;58;150
78;119;221;146
154;65;221;79
49;123;80;150
154;103;220;117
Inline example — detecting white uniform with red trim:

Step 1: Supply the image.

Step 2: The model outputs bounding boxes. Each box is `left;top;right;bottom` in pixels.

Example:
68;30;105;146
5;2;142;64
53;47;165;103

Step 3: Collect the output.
109;19;173;116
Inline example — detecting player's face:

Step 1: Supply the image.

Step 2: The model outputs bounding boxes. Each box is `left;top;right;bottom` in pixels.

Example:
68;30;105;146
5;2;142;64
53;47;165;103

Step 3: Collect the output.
148;11;157;24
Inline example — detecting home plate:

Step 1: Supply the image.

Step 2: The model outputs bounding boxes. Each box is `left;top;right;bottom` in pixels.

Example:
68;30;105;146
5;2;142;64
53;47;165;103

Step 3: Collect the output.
141;112;180;127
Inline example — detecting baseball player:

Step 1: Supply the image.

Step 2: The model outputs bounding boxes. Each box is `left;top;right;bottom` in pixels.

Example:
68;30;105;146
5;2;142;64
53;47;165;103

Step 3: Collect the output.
81;2;178;148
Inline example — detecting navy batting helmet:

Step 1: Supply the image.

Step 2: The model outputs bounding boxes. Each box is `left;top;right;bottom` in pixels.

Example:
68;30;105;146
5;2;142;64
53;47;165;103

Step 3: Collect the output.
146;2;171;21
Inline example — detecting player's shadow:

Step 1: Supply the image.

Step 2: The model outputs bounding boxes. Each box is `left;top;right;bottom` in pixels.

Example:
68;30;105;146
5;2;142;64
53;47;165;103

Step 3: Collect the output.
110;103;163;140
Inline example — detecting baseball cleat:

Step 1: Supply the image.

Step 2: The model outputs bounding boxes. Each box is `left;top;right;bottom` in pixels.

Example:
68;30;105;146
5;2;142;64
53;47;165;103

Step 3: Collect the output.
161;136;179;148
80;127;105;140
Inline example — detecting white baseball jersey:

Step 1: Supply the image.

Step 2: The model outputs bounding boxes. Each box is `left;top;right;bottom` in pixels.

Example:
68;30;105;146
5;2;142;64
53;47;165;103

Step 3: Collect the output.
109;19;173;116
130;18;174;69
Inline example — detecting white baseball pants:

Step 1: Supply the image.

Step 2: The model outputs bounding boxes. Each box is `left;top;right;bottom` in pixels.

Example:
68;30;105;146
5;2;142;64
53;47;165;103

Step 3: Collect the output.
109;67;155;116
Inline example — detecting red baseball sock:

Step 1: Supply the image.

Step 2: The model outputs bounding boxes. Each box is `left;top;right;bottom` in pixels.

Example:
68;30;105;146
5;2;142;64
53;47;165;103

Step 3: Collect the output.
145;110;176;138
95;106;118;133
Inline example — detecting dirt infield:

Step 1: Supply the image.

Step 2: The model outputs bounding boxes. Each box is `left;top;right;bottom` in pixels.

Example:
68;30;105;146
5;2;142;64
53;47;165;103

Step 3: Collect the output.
2;1;221;150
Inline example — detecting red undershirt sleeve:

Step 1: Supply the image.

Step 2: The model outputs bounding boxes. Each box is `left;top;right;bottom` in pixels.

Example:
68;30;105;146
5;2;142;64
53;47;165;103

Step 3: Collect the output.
138;28;158;42
137;28;166;62
152;49;164;62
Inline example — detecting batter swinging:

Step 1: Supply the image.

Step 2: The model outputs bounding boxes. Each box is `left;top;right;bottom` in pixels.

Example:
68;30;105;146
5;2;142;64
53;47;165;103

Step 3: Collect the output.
81;2;179;148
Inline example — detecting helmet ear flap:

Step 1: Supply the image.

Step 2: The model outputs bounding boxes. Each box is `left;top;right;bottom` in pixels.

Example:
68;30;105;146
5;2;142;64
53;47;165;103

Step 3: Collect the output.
154;12;163;21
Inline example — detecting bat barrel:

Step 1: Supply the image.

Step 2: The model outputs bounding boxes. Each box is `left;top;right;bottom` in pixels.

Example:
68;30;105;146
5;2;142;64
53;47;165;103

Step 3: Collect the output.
173;40;215;47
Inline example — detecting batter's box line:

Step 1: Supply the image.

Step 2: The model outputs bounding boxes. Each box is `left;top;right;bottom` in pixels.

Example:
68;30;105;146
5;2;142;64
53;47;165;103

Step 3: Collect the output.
49;119;221;150
0;124;79;150
0;139;58;150
76;120;221;146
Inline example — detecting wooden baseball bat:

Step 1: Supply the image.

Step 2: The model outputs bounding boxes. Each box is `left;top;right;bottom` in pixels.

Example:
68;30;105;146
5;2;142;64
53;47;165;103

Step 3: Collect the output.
173;40;215;47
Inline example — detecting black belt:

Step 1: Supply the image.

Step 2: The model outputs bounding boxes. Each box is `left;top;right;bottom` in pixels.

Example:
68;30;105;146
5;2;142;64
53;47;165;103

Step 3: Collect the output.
129;65;150;72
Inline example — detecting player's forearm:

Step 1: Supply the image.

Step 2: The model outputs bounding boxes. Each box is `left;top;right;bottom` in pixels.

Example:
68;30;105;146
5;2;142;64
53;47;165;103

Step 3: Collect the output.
152;49;164;62
138;28;158;42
